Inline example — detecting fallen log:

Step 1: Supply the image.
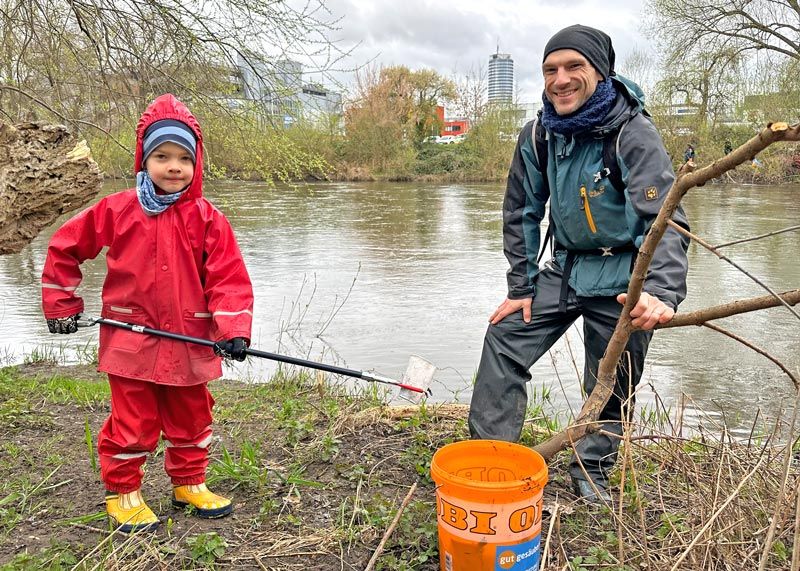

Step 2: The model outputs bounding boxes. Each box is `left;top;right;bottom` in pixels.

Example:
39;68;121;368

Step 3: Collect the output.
0;121;103;255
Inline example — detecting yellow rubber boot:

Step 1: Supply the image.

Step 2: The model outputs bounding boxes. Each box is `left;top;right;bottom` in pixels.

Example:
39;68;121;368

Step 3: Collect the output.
106;490;160;533
172;483;233;518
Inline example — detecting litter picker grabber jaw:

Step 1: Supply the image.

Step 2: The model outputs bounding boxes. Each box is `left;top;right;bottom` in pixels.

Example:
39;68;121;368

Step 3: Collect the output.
396;355;437;404
360;355;437;404
77;315;435;399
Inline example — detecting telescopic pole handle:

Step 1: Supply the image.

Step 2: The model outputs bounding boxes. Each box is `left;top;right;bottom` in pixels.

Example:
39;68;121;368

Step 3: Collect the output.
79;315;420;391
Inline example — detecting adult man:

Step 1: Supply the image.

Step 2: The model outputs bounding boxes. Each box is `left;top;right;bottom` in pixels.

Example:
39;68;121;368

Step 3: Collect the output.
468;25;690;502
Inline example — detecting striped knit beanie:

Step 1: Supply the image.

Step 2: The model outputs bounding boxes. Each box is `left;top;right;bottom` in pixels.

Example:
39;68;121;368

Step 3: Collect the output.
142;119;197;164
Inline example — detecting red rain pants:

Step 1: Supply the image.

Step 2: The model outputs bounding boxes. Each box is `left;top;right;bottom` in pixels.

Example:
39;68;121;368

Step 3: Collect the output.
98;374;215;493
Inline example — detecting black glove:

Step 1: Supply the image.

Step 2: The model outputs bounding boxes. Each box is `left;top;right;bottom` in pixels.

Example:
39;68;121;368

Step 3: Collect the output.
46;314;80;334
213;337;248;361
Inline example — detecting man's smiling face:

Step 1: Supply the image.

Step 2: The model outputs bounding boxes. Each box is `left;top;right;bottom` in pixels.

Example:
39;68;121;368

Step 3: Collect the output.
542;49;603;116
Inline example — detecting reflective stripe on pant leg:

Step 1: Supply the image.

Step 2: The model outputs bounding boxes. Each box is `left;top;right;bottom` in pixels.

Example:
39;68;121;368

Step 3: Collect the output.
468;264;580;442
569;297;653;485
158;383;215;485
98;374;161;493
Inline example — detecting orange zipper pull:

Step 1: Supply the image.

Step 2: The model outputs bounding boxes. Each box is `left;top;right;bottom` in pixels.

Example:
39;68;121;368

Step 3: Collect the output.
580;186;597;233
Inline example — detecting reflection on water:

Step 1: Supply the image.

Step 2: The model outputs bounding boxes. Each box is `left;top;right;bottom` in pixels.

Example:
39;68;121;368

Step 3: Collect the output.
1;180;798;431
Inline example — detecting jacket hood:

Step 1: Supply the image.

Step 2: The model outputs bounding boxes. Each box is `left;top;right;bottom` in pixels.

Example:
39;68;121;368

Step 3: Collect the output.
134;94;204;199
613;74;646;110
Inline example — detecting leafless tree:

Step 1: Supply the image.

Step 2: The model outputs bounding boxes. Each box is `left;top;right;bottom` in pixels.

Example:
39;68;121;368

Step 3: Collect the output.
450;63;488;126
0;0;348;138
645;0;800;129
646;0;800;62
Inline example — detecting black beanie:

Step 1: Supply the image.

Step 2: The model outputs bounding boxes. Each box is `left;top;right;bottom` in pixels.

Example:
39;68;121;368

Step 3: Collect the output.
542;24;616;79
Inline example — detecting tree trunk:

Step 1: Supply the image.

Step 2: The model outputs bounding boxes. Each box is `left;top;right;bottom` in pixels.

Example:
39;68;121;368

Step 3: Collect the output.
0;121;103;254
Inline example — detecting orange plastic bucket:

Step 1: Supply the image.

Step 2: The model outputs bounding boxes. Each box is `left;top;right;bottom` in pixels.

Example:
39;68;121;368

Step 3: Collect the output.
430;440;548;571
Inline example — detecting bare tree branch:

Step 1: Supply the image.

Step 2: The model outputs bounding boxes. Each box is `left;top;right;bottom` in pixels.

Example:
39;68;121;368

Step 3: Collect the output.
659;289;800;329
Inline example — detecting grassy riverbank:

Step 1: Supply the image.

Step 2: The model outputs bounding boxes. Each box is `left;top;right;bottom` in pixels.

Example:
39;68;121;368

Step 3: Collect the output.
1;360;798;570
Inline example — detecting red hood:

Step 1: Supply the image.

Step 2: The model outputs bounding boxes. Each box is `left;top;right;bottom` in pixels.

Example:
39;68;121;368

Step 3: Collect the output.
135;94;204;199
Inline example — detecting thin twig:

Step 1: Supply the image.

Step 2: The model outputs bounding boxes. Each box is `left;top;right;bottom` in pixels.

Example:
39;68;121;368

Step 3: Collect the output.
758;390;800;571
715;224;800;249
68;522;107;534
702;323;799;390
670;454;767;571
792;476;800;571
363;482;418;571
668;219;800;321
541;500;559;567
0;84;131;153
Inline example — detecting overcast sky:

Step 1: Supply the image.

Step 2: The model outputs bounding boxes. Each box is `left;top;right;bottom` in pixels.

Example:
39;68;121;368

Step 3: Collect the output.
313;0;652;104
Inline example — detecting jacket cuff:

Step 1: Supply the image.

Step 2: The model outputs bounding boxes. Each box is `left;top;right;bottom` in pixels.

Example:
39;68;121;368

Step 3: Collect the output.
216;330;251;344
507;287;535;300
43;303;85;319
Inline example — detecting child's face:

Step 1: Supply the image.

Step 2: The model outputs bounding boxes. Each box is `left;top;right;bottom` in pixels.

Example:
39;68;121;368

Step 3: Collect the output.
144;142;195;194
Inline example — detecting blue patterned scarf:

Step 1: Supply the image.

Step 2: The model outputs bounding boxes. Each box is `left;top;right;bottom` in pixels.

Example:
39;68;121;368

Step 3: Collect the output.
541;78;617;135
136;171;186;216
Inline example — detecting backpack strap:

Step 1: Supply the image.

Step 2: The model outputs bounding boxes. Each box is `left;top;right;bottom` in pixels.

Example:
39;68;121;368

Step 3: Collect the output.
533;113;554;264
602;122;627;192
533;113;548;188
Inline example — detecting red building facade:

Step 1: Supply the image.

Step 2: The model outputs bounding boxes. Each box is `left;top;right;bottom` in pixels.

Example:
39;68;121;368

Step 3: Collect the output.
435;105;470;137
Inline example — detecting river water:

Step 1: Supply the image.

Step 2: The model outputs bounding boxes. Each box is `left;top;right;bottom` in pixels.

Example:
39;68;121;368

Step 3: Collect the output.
1;180;798;432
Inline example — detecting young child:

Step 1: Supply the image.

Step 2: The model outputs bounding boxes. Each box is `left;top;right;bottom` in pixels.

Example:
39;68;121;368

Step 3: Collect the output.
41;94;254;532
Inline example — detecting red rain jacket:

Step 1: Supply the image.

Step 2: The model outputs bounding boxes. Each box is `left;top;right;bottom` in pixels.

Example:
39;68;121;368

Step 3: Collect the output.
41;94;253;385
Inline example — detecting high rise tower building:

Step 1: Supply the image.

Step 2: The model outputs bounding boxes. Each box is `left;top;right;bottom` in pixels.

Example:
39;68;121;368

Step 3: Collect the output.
488;52;514;103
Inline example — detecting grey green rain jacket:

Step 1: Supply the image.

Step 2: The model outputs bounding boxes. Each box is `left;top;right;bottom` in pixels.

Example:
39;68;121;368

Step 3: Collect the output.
503;75;690;309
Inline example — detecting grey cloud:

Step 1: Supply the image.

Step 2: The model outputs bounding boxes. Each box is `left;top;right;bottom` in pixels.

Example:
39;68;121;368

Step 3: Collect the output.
321;0;649;101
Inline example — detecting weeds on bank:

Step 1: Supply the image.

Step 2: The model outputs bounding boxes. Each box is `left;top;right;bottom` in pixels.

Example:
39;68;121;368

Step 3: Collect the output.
2;543;78;570
18;341;98;368
0;367;108;411
207;441;269;490
21;345;65;366
186;532;227;566
4;363;800;569
0;467;71;536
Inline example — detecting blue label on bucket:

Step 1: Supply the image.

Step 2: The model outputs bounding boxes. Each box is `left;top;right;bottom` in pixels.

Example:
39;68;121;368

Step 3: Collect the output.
494;536;540;571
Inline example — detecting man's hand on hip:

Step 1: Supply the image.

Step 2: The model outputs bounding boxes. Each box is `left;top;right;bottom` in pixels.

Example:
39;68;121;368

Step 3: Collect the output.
616;292;674;330
489;297;532;325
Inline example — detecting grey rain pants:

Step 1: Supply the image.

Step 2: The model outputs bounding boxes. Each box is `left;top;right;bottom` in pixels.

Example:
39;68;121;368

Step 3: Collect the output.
468;262;653;486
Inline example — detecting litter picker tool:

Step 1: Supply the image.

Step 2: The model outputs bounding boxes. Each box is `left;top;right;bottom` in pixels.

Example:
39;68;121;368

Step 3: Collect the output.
77;315;434;401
